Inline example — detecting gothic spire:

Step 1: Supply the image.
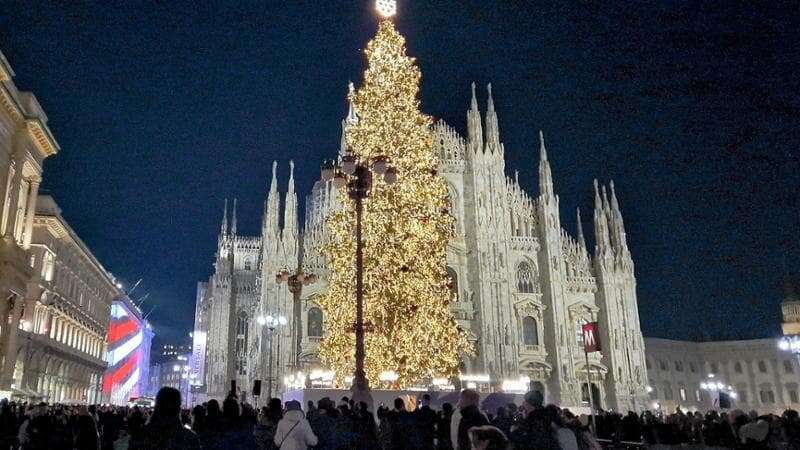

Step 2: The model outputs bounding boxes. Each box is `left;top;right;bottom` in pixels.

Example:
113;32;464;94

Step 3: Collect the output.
538;131;554;198
576;207;586;249
608;180;629;253
283;161;298;238
346;81;358;124
593;179;611;253
264;161;280;238
220;198;228;235
231;198;238;235
467;82;483;154
484;83;501;151
340;83;358;156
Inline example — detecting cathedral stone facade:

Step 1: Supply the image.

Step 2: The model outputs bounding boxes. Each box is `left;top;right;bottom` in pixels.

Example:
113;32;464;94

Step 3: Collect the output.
194;83;649;411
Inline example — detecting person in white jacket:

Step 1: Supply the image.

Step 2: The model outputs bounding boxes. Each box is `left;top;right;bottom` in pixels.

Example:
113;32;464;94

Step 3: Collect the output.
274;400;318;450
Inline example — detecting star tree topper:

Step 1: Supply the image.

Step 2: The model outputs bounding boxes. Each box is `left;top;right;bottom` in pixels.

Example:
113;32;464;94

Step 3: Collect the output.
376;0;397;18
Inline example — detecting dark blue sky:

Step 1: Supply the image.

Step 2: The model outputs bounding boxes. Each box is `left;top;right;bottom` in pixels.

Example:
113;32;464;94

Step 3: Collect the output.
1;1;798;344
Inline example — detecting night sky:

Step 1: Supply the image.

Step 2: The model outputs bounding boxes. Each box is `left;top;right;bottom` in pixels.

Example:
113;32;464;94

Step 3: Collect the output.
1;1;798;345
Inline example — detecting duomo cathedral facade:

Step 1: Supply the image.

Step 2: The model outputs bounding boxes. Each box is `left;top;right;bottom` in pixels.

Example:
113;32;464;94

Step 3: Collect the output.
192;83;649;411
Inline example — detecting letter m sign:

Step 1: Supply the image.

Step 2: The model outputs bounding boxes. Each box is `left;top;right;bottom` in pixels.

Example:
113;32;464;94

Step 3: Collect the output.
582;322;601;353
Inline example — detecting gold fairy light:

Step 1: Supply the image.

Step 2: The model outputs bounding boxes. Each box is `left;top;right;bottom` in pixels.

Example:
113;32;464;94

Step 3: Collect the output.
316;19;472;387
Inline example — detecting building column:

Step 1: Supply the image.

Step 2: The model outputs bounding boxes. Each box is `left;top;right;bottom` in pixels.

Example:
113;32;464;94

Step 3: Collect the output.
56;318;64;342
0;295;24;388
21;177;40;250
49;315;57;339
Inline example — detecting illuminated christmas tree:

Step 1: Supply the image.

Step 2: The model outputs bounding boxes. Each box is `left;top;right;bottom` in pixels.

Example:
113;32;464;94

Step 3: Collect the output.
317;1;471;387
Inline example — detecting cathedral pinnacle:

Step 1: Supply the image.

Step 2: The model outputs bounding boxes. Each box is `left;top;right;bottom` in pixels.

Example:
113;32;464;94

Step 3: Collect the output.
467;82;483;154
593;179;601;210
609;179;620;213
470;82;478;110
270;161;278;194
221;198;228;235
538;131;554;198
539;130;548;162
346;81;358;124
484;83;500;150
576;207;586;248
231;198;238;235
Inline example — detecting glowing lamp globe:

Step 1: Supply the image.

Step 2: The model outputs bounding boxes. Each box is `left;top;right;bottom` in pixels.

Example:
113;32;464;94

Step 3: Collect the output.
376;0;396;18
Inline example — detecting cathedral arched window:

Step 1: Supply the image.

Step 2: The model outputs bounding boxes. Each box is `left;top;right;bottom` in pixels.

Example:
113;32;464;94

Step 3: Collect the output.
308;307;323;338
447;267;458;300
522;317;539;346
244;258;252;271
516;262;538;293
235;312;249;375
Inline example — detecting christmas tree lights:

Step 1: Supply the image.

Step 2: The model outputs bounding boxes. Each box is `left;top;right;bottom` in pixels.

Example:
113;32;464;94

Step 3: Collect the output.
316;14;471;387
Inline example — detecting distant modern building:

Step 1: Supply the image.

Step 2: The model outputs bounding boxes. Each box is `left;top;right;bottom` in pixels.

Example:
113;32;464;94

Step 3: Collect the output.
149;353;191;407
0;50;60;397
102;296;154;405
195;84;648;411
156;341;192;363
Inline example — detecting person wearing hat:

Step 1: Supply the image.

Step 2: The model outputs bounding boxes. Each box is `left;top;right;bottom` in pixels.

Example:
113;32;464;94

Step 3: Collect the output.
274;400;318;450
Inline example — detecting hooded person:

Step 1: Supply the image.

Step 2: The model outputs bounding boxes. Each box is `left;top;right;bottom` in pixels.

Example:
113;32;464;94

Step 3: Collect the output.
274;400;318;450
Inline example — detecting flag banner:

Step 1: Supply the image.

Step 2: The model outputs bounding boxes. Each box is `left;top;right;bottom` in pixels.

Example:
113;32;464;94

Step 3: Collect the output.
582;322;601;353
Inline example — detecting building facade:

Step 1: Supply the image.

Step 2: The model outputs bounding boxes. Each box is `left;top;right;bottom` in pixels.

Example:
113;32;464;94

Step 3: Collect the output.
10;195;118;403
195;84;649;411
644;337;800;415
149;353;191;407
0;51;60;396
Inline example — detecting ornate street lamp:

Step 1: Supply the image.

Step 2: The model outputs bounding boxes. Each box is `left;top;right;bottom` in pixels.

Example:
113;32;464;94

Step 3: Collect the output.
321;149;397;408
258;314;287;399
276;268;318;371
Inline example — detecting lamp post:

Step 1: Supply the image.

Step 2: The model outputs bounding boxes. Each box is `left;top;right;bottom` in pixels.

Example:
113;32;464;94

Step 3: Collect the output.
258;314;287;399
321;151;397;408
276;268;318;372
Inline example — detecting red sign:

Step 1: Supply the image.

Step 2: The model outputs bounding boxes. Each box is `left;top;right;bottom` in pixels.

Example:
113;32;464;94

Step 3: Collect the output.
582;322;601;353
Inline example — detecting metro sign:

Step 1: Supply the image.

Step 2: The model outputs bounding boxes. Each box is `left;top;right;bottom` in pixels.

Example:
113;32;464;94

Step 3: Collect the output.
582;322;601;353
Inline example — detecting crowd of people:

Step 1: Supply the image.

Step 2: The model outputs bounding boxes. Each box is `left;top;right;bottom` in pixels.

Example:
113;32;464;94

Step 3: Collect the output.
1;387;800;449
